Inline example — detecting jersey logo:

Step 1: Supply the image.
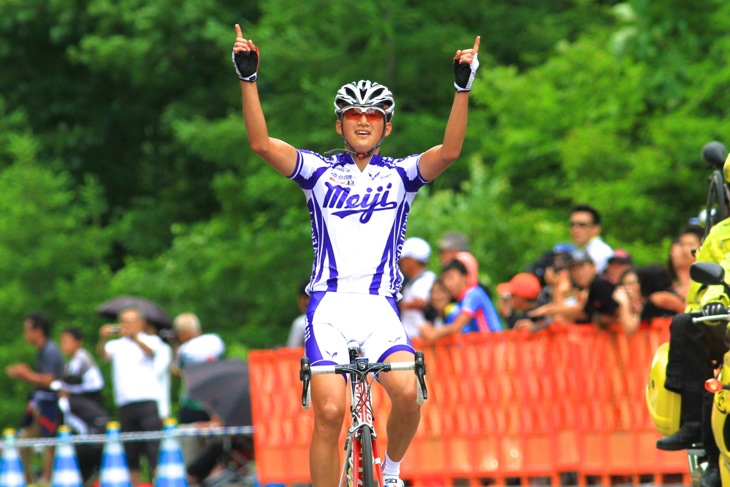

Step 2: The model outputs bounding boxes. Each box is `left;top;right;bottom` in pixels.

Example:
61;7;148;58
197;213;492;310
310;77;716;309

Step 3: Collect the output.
322;182;397;223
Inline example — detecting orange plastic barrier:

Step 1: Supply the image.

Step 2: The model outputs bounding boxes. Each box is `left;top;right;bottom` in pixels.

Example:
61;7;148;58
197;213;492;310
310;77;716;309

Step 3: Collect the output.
249;319;688;486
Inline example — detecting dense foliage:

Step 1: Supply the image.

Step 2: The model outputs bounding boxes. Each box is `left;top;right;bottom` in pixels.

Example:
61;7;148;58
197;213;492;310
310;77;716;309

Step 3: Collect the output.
0;0;729;422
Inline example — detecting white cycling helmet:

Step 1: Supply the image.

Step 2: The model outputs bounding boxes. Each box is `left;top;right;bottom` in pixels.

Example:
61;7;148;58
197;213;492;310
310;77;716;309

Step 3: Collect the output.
334;80;395;122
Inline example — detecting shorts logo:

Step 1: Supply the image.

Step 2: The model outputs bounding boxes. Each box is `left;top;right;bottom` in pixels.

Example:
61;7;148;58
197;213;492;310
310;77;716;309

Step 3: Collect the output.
322;182;396;223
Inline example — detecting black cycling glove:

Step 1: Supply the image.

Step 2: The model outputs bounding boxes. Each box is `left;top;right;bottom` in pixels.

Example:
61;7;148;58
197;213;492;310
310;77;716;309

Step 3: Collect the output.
454;53;479;92
702;301;726;317
232;49;259;82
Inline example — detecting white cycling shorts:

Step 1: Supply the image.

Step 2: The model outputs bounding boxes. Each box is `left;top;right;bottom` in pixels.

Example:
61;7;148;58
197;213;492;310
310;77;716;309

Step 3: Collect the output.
304;291;414;366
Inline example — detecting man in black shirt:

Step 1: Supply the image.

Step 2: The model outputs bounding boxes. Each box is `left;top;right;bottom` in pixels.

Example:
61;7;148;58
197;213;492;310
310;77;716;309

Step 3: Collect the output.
572;250;620;327
6;312;64;484
528;250;619;327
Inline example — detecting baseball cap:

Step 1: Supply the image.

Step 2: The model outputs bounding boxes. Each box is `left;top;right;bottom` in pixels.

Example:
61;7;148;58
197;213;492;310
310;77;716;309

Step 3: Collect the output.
401;237;431;263
497;273;541;300
569;249;593;266
608;248;632;265
551;242;575;255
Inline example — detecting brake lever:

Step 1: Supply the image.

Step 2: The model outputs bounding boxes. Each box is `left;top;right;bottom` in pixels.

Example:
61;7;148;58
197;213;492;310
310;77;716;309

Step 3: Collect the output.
300;357;311;409
414;351;428;401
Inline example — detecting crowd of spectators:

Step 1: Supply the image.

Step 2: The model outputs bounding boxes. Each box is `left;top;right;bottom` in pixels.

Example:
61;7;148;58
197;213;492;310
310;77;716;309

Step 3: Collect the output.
282;204;698;344
5;306;236;486
284;202;703;343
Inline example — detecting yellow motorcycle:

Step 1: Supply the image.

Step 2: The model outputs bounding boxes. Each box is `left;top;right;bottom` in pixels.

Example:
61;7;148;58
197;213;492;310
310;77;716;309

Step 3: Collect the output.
646;261;730;486
688;262;730;486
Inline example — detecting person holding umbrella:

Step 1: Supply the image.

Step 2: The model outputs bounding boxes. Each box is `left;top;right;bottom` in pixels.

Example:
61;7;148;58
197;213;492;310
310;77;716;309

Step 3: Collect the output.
97;305;167;485
97;294;174;421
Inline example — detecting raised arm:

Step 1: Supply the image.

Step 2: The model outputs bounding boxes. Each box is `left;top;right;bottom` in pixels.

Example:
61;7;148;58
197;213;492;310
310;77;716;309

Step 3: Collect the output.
419;36;480;181
232;24;298;176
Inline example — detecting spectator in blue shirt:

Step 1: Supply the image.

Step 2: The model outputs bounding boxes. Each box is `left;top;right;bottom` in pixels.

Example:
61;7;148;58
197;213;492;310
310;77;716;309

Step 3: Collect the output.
420;259;502;340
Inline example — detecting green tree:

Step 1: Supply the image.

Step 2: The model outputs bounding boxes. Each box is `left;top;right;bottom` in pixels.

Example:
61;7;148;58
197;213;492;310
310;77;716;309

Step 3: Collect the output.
0;99;112;424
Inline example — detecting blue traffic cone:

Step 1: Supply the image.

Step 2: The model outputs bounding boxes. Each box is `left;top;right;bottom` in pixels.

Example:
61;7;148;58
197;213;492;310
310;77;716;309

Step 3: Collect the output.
154;419;187;487
0;428;26;487
51;425;82;487
99;421;132;487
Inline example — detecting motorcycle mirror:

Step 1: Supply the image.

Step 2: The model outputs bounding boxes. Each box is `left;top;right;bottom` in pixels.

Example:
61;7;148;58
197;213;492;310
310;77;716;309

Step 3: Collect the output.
690;262;725;285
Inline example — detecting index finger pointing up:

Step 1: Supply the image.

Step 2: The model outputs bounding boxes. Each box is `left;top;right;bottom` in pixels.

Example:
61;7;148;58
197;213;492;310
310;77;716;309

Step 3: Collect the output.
235;23;243;38
473;36;480;54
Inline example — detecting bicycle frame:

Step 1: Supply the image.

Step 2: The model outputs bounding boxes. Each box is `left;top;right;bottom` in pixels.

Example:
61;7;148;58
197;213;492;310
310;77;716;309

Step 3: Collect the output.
346;354;382;487
300;345;427;487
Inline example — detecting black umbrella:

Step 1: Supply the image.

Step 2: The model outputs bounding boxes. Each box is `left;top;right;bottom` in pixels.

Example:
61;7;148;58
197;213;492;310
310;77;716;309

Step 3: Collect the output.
96;295;172;329
182;359;251;426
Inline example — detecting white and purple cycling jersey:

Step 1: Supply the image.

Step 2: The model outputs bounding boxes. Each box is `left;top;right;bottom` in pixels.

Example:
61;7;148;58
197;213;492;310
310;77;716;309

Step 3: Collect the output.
290;150;429;299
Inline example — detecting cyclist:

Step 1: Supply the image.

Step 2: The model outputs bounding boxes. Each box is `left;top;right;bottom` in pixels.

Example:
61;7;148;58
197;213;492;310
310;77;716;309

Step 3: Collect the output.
232;25;480;487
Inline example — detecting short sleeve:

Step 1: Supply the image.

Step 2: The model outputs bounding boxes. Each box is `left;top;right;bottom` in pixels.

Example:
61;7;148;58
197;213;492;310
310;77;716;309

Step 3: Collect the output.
394;154;429;192
290;150;330;190
104;339;120;358
459;290;478;317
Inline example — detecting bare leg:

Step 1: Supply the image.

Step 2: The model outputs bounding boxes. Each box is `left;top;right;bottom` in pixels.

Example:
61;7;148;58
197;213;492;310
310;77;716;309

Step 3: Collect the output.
378;350;421;462
19;445;33;484
41;446;54;482
309;374;346;487
129;469;141;486
19;419;42;484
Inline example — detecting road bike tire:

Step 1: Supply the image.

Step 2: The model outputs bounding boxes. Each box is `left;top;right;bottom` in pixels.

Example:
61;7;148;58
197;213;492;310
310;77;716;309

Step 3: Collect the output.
358;426;375;487
705;170;728;238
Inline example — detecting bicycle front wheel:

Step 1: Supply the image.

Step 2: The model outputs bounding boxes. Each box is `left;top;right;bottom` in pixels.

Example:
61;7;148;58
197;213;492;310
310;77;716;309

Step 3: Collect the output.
706;170;728;238
357;426;375;487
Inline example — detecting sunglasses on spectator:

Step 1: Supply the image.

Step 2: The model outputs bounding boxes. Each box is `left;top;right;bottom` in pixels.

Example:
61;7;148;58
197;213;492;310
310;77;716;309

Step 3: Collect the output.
570;221;593;228
343;107;385;122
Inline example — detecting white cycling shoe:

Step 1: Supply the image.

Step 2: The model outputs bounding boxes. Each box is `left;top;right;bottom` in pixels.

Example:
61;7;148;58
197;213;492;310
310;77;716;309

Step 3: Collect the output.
383;475;405;487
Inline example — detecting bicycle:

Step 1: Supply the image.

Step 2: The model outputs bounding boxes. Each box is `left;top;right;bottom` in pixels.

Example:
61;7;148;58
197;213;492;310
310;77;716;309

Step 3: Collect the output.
299;343;428;487
701;140;728;238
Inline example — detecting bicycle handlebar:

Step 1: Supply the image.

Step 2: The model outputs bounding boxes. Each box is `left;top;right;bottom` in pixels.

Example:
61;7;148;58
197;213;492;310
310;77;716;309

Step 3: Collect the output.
691;312;730;323
300;352;428;409
310;361;418;376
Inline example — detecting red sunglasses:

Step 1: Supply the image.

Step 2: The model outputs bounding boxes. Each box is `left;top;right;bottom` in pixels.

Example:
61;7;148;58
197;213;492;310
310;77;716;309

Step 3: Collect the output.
343;107;385;122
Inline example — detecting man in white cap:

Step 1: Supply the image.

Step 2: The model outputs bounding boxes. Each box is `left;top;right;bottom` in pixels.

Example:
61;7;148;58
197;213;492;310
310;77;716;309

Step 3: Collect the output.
398;237;437;339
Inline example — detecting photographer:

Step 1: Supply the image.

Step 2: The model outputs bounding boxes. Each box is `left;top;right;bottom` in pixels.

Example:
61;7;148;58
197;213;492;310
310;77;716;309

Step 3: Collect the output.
98;306;166;485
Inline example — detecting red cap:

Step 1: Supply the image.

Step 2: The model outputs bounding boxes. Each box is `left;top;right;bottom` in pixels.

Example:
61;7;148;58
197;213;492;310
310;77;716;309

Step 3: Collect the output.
497;273;541;300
